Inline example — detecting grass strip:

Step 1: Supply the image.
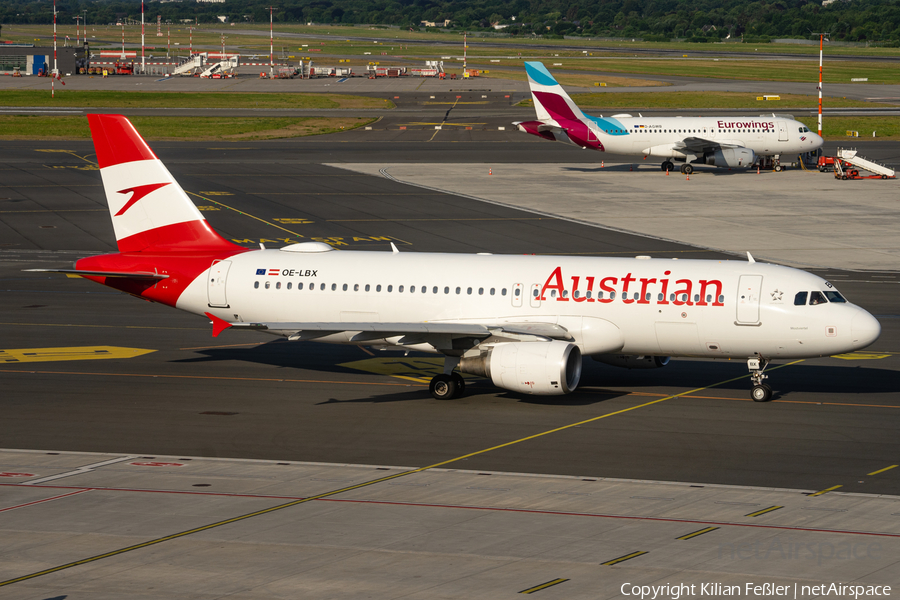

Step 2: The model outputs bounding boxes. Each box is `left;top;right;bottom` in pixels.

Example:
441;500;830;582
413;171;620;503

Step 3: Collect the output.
0;90;394;110
0;115;377;140
797;116;900;139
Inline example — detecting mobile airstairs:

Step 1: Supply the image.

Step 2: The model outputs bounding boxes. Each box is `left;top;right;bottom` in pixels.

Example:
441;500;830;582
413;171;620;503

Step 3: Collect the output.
173;54;206;76
200;56;239;78
836;148;895;179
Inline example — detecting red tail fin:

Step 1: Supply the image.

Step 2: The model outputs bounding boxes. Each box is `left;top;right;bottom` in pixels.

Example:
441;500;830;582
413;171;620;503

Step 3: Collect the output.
88;114;239;253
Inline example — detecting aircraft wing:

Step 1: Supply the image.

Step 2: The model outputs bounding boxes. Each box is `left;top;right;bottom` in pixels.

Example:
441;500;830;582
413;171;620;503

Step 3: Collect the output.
674;136;744;154
205;313;572;344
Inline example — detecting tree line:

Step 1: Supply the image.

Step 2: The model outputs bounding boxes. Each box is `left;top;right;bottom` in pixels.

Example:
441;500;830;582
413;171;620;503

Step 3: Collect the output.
2;0;899;43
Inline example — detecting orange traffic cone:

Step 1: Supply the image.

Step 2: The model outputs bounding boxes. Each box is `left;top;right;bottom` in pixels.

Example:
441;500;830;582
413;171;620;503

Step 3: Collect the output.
489;168;492;175
630;164;633;171
601;161;604;168
665;169;669;176
757;165;760;174
686;173;690;181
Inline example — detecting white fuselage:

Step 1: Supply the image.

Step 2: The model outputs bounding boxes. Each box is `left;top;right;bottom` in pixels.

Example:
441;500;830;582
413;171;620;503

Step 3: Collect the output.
564;115;822;159
181;249;879;361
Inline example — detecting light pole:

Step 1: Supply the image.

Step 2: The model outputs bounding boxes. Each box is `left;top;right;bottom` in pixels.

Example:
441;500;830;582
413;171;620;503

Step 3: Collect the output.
141;0;145;74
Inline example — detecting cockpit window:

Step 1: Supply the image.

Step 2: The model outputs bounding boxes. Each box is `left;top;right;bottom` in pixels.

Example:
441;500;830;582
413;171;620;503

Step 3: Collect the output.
809;291;827;305
794;291;808;306
799;126;811;133
823;291;846;303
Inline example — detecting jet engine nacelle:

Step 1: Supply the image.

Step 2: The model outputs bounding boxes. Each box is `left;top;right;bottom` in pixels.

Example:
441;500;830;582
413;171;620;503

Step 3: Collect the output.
592;355;670;369
705;148;756;168
459;341;582;395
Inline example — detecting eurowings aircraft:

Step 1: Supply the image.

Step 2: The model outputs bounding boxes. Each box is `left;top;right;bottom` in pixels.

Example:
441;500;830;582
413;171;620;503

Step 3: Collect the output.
514;61;824;174
30;115;878;402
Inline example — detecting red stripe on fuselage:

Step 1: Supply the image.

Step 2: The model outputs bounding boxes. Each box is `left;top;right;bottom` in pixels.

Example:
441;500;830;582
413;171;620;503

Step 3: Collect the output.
76;246;252;308
88;114;158;169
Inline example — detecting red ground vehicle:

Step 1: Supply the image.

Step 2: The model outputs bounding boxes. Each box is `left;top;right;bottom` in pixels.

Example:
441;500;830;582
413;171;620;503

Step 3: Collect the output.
817;156;851;172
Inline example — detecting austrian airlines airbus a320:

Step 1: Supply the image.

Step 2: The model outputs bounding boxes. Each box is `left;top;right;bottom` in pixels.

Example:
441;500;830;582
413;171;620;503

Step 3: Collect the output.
31;115;879;402
515;62;824;174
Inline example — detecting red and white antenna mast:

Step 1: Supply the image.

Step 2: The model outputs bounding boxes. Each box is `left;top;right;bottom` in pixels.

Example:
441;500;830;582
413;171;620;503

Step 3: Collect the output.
811;31;829;137
141;0;145;74
52;0;57;97
268;7;275;77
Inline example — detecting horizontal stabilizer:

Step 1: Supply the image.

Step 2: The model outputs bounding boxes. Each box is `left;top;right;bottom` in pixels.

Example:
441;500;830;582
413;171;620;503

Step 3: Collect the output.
25;268;169;280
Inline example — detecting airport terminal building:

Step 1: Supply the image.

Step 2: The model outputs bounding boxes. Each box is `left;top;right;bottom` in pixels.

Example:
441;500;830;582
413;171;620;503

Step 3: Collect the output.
0;44;79;76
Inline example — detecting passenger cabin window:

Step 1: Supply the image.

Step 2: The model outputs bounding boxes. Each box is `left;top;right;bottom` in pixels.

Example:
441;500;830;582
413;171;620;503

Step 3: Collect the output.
794;292;808;305
276;282;281;290
254;281;259;289
298;283;304;290
809;291;828;305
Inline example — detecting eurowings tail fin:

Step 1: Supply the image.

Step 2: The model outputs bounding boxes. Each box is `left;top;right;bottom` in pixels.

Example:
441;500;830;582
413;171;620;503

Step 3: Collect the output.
88;114;239;253
524;61;588;124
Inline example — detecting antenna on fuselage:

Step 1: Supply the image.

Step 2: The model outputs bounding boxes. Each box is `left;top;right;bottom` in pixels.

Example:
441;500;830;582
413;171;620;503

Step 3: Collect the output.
390;242;399;254
747;252;756;263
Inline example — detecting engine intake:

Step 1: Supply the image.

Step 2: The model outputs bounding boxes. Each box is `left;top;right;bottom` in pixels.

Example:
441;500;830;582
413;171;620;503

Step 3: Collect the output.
459;341;582;395
592;355;670;369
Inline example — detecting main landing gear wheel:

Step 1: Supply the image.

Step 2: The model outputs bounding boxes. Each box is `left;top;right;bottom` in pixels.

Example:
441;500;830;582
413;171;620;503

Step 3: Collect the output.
429;374;458;400
751;383;773;402
661;161;675;172
681;164;693;175
774;164;784;172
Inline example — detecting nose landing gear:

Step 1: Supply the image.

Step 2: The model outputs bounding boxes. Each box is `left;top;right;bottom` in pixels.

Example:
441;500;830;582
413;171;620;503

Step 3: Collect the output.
748;357;773;402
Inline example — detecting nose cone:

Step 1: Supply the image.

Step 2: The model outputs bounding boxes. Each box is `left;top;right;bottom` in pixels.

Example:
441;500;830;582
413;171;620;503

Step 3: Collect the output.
851;310;881;349
811;133;824;150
